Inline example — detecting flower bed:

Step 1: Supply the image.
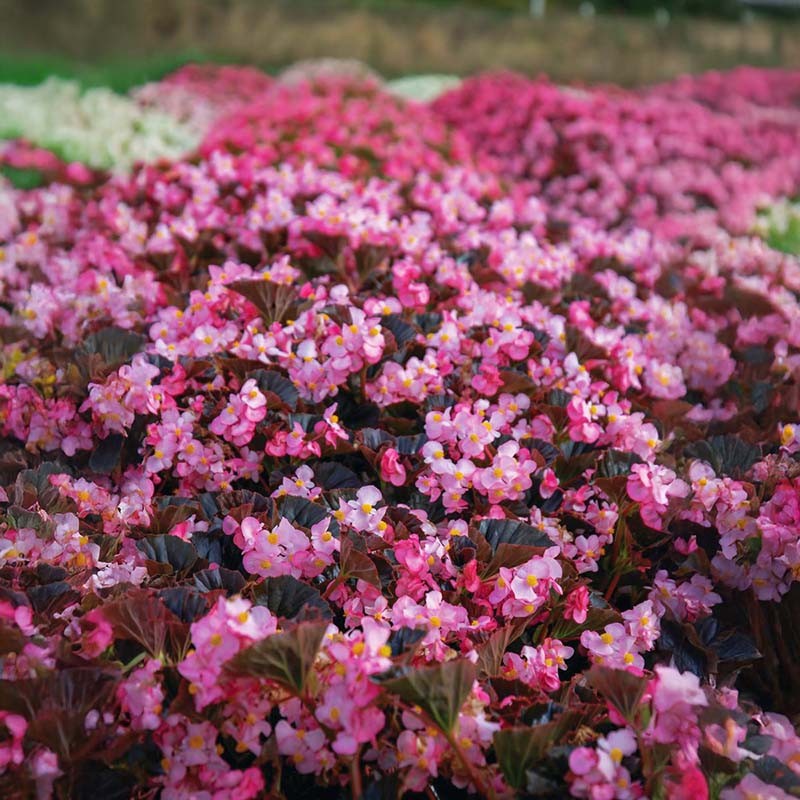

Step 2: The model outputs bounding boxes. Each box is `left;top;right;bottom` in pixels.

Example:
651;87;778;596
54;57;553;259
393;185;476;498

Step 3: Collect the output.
0;65;799;799
432;66;800;240
0;78;201;173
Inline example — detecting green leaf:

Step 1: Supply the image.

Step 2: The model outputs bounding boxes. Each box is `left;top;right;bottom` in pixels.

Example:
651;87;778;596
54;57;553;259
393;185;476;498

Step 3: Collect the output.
377;659;477;734
388;628;426;658
73;762;136;800
249;369;299;410
6;505;52;534
313;462;360;490
280;496;337;536
478;519;554;552
586;665;648;724
741;347;773;366
79;327;145;369
0;164;45;189
136;535;199;576
529;438;560;466
2;667;120;761
224;621;328;694
339;535;381;589
28;582;78;616
102;592;190;661
193;567;246;595
13;462;73;513
548;388;572;408
596;449;642;478
288;412;319;432
357;428;394;452
753;755;800;793
548;606;621;641
89;433;124;474
395;433;428;455
742;735;774;756
494;723;558;790
752;381;773;414
250;575;331;622
481;543;542;579
158;587;209;623
362;774;402;800
684;435;760;479
227;279;298;325
382;315;417;347
475;621;527;678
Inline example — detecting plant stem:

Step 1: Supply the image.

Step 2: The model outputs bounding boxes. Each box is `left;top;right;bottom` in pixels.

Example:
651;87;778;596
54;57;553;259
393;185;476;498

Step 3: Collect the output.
121;649;148;674
604;571;621;603
350;744;364;799
446;732;495;800
322;574;343;600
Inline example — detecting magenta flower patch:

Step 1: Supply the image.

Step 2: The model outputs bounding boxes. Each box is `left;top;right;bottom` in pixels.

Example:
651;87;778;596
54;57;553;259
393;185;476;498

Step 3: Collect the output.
0;66;799;799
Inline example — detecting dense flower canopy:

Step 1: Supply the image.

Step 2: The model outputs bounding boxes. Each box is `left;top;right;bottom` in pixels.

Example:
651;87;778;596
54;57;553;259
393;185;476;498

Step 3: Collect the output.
0;64;799;799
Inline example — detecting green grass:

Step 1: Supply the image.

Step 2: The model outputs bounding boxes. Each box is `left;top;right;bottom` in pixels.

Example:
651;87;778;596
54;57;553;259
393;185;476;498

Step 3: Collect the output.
0;51;219;92
767;217;800;255
0;165;47;190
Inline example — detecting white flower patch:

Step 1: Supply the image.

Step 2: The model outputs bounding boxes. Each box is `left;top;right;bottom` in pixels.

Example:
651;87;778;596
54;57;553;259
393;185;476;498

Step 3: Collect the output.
0;78;202;172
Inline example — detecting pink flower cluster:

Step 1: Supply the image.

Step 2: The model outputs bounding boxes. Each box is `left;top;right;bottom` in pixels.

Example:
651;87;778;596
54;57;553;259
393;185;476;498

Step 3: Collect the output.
433;67;800;240
0;64;798;799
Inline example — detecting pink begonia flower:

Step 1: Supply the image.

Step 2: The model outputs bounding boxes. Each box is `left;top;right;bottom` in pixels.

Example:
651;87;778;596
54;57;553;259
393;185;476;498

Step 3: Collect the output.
380;447;407;487
622;600;661;650
627;462;689;529
80;607;115;658
539;468;559;499
0;600;35;636
31;749;61;799
505;637;573;692
720;774;793;800
3;65;800;800
647;666;708;761
117;658;165;731
581;623;644;670
564;586;590;624
780;422;800;454
664;752;709;800
567;396;605;443
346;485;386;532
0;712;27;771
178;597;276;709
644;361;686;400
568;745;600;777
651;665;708;712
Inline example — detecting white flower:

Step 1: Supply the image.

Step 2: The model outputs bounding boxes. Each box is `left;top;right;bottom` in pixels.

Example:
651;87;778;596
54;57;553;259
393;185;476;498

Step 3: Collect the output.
0;78;201;172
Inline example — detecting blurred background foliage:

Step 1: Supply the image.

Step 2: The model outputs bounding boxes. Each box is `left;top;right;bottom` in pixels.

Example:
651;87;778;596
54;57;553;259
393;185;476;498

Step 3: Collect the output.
0;0;797;88
0;51;213;91
355;0;794;18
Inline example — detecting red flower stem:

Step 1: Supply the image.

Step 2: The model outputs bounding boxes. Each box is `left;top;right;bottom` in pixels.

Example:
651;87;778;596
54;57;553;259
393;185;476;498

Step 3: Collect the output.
446;731;495;800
